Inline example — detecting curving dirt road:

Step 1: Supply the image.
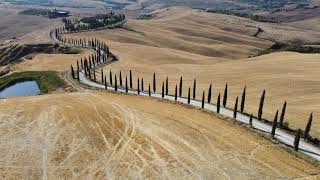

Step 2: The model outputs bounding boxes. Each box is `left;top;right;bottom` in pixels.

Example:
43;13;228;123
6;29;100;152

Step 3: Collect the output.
51;25;320;161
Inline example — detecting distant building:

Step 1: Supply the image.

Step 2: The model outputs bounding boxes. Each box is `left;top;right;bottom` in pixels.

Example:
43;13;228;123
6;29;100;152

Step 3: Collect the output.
48;9;70;19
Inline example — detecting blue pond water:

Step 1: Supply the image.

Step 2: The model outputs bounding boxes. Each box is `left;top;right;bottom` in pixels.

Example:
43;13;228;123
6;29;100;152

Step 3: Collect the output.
0;81;40;98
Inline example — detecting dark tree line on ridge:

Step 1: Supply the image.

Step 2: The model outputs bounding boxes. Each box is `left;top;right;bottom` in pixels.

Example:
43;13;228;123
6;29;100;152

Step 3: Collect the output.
63;12;126;32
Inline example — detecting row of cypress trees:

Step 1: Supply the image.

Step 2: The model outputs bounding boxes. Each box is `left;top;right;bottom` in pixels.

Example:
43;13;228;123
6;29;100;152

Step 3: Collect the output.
64;28;314;153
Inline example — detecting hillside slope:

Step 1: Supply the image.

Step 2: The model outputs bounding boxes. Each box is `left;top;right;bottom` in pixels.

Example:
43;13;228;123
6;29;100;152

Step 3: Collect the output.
0;92;319;179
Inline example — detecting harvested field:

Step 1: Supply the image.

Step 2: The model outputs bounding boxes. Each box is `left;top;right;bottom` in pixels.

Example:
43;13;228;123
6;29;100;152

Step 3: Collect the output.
0;92;319;179
0;5;61;44
11;50;91;72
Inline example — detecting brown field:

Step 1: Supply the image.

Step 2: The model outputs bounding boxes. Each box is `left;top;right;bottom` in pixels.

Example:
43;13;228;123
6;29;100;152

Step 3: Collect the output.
64;8;320;138
0;5;61;45
0;91;319;179
11;50;92;72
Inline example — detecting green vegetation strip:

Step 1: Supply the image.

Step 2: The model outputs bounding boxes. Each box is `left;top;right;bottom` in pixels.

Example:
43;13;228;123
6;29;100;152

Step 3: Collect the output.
0;71;65;94
258;43;320;56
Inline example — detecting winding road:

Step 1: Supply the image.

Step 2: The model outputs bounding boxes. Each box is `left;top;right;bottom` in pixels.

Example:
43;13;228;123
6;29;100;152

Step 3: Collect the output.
51;27;320;162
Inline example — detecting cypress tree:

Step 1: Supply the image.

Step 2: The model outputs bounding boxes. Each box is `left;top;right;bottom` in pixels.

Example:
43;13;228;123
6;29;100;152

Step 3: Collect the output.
258;90;266;121
109;70;113;86
271;110;279;138
233;96;238;119
129;70;133;89
138;78;140;95
162;81;164;98
101;69;104;84
249;114;253;127
81;59;83;69
208;84;212;103
153;73;156;93
223;83;228;108
141;78;144;92
104;76;107;90
217;93;221;113
166;77;169;95
202;91;205;109
279;101;287;128
188;87;191;104
77;69;80;82
193;79;196;100
119;71;122;87
115;74;117;91
77;60;79;71
125;76;128;93
240;86;246;113
84;61;87;76
175;85;177;101
148;84;151;96
294;129;301;151
304;113;313;139
179;76;183;97
88;68;91;80
71;65;75;79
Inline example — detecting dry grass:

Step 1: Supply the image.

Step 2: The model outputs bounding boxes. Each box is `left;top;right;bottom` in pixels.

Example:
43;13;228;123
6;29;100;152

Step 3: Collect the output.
0;5;62;45
0;91;319;179
11;50;92;72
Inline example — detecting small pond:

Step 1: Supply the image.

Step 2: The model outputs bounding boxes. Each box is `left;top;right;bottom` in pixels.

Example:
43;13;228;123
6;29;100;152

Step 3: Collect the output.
0;80;40;98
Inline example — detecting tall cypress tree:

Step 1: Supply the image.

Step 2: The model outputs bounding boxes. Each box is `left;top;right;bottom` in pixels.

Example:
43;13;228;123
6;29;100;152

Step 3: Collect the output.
175;85;177;101
119;71;122;87
129;70;132;89
125;76;128;93
179;76;183;97
258;90;266;121
162;81;164;98
141;78;144;92
240;86;246;113
279;101;287;128
148;84;151;96
76;60;78;70
114;74;117;91
217;93;221;113
202;91;205;109
101;69;104;84
77;69;80;82
188;87;191;104
104;76;107;90
208;84;212;103
271;110;279;138
294;129;301;151
304;113;313;139
223;83;228;108
109;70;113;86
166;77;169;95
71;65;75;79
233;96;238;119
138;78;140;95
153;73;156;93
193;79;196;100
88;67;91;80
